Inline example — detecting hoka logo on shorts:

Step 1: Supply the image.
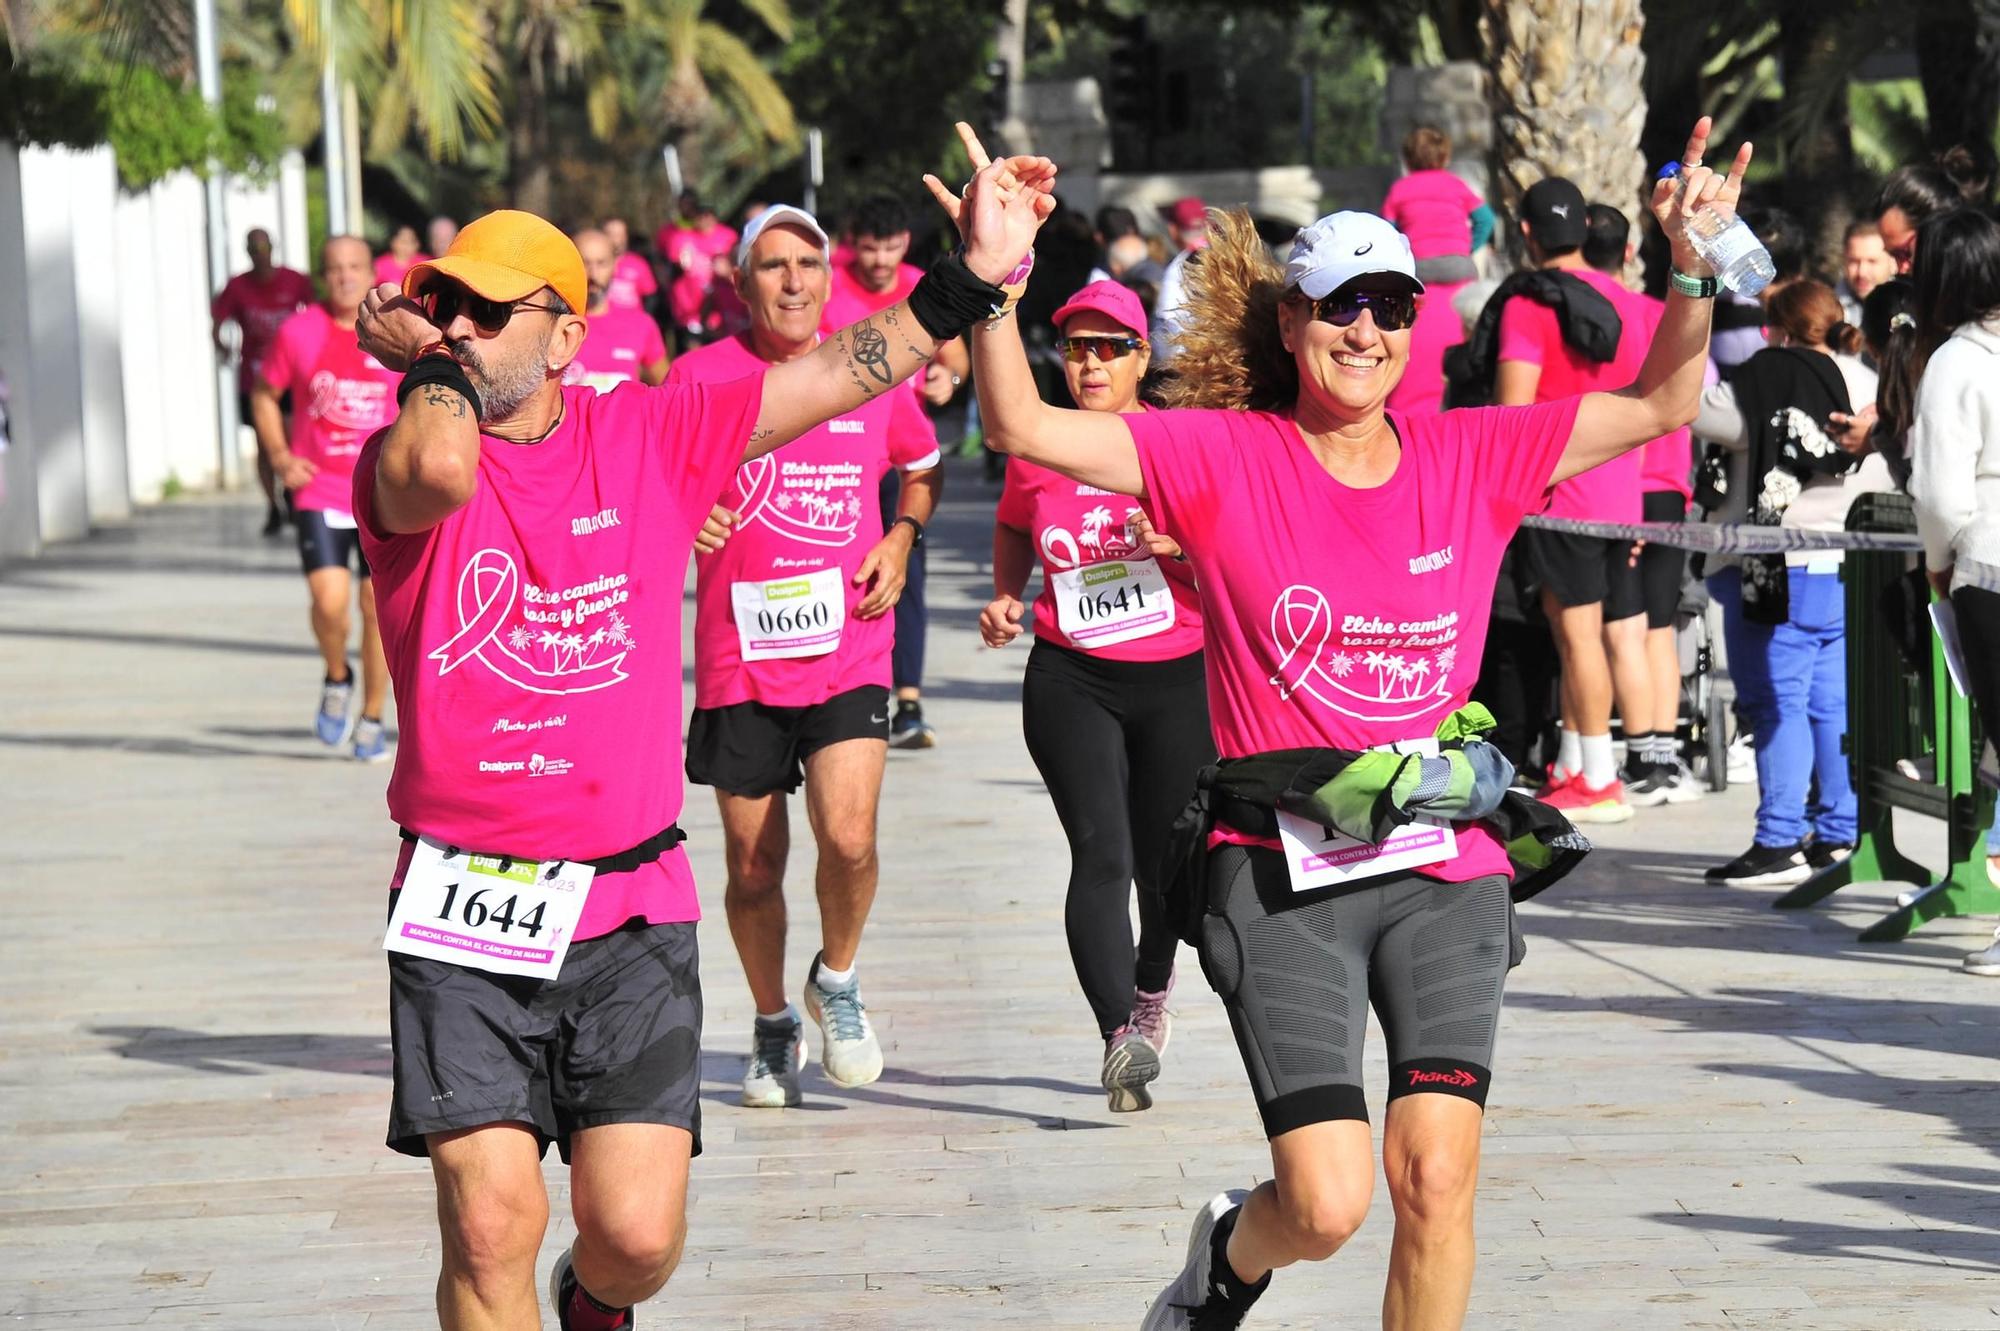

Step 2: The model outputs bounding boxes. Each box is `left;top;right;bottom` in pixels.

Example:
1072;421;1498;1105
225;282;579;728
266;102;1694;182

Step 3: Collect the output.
1407;1067;1479;1088
1266;584;1457;723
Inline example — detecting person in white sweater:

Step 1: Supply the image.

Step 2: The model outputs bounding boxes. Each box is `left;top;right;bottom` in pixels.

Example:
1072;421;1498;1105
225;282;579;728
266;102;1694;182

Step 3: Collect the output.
1907;206;2000;978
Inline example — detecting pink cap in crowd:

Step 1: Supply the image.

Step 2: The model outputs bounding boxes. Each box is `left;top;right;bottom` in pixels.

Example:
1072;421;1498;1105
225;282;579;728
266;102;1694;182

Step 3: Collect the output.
1168;197;1208;229
1050;280;1149;340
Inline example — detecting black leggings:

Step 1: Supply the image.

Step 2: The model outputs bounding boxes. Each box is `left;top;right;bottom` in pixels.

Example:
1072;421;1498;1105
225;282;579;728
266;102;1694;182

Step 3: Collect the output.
1952;584;2000;758
1021;639;1214;1037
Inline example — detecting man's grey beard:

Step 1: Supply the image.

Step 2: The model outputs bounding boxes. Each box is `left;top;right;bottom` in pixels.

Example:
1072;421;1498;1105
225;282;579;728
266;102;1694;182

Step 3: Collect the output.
454;338;549;424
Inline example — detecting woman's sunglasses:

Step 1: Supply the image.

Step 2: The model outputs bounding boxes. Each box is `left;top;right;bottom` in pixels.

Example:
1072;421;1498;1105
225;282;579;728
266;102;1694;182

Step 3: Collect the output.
421;280;561;335
1298;289;1418;333
1060;335;1147;363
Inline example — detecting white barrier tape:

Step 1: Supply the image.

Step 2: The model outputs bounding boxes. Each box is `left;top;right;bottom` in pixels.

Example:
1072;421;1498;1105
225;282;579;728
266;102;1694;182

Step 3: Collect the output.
1521;515;1924;554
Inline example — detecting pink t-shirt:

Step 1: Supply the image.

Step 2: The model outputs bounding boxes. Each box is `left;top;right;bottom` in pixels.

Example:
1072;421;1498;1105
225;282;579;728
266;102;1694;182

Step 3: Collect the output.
1130;400;1580;882
354;376;766;938
1381;170;1485;262
1386;278;1470;417
374;253;427;288
672;335;940;710
658;223;739;328
995;452;1204;662
607;252;658;311
822;262;923;332
1636;294;1695;498
213;268;315;393
1497;267;1647;523
566;305;668;394
261;305;400;515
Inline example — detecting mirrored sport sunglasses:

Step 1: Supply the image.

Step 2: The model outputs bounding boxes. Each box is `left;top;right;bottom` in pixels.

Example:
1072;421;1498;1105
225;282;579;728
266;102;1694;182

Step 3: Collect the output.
1298;289;1417;333
419;279;561;335
1059;335;1147;363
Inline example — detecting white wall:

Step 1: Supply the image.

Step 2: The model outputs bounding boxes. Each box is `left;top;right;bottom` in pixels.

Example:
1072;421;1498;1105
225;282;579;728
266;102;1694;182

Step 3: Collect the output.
119;171;224;501
71;147;131;524
15;147;90;547
0;143;39;559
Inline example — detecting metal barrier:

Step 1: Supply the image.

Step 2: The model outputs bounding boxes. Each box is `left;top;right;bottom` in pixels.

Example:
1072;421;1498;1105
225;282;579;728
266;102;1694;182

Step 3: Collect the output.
1771;493;2000;939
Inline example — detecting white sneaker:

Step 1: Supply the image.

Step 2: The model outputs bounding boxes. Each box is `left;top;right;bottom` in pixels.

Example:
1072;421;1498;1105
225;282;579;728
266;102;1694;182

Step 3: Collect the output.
1101;1026;1160;1113
803;954;883;1088
742;1010;804;1108
1965;928;2000;978
1141;1190;1265;1330
1728;733;1756;784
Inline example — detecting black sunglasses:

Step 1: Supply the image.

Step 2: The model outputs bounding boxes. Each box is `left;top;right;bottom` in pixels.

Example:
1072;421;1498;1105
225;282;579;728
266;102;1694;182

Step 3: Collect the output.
1060;335;1147;363
1297;289;1418;333
421;280;561;335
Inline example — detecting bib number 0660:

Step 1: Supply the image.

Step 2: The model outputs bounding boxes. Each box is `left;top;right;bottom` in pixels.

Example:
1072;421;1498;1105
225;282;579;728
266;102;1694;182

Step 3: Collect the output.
755;600;832;636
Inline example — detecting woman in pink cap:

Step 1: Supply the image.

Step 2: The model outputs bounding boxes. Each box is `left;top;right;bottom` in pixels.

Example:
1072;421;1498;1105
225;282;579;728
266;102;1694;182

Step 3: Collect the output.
983;279;1209;1113
932;119;1747;1329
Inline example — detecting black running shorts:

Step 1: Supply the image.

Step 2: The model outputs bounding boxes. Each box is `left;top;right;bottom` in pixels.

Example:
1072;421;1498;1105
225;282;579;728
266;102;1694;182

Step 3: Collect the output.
1526;528;1643;620
685;683;890;798
1639;490;1690;630
387;919;703;1161
1197;846;1521;1138
296;508;372;578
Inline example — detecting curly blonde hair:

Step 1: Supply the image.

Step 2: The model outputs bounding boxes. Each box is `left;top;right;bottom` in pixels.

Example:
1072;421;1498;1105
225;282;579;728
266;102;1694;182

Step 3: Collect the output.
1158;208;1300;413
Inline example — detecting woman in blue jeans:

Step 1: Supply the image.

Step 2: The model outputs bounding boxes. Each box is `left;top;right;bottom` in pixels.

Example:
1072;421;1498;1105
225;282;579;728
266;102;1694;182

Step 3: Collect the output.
1694;279;1894;885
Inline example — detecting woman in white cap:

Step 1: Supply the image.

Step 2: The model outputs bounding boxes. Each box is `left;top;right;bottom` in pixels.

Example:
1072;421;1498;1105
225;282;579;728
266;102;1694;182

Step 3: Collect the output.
931;118;1748;1329
983;279;1209;1113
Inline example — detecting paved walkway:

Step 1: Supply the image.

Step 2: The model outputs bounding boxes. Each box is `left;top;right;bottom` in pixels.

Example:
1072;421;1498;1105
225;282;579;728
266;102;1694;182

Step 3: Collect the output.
4;466;1999;1330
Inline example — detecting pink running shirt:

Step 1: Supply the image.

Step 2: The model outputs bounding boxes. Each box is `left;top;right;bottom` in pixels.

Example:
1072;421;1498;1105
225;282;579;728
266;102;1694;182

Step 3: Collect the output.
213;267;315;393
672;334;940;710
1381;170;1485;262
1496;267;1648;523
658;223;739;329
354;376;766;937
1130;400;1580;882
1636;294;1696;499
822;262;924;332
607;252;658;312
374;253;427;289
995;450;1204;662
261;305;401;515
567;306;668;394
1387;278;1470;417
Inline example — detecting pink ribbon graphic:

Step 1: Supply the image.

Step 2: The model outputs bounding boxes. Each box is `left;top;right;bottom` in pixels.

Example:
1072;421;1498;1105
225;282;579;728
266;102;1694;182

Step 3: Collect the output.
1267;583;1452;723
429;548;630;696
732;455;859;548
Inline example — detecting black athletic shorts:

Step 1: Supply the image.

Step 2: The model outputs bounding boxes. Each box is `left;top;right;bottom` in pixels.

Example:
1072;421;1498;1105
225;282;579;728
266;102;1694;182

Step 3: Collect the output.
1197;845;1522;1138
1639;490;1689;630
387;917;703;1161
296;508;371;578
1526;527;1643;620
239;388;292;428
685;683;890;798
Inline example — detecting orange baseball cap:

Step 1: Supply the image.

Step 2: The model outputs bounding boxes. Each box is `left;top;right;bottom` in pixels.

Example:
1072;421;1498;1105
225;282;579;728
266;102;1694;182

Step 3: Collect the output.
402;209;587;318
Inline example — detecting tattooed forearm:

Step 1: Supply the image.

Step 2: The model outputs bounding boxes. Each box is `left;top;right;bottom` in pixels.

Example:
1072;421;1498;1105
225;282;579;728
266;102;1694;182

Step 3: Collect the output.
880;305;933;362
852;318;893;387
420;384;468;417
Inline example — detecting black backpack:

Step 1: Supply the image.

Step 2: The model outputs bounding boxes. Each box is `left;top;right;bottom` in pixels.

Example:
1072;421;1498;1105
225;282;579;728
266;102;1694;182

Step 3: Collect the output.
1443;270;1623;409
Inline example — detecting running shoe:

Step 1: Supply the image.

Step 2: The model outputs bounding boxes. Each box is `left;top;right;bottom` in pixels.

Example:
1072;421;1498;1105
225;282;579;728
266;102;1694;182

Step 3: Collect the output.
549;1244;634;1329
1101;1025;1160;1113
887;699;936;750
1728;732;1757;784
1625;766;1673;808
1132;971;1174;1056
1533;764;1579;799
1704;841;1811;887
1141;1190;1268;1331
1805;840;1854;871
314;673;356;746
742;1010;804;1108
1661;759;1706;804
1963;928;2000;977
803;954;883;1088
352;716;390;763
261;506;285;538
1536;773;1634;824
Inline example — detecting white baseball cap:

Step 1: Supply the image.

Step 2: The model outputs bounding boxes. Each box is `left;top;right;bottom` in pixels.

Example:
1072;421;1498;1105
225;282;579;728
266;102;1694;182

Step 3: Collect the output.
735;204;830;269
1282;211;1423;299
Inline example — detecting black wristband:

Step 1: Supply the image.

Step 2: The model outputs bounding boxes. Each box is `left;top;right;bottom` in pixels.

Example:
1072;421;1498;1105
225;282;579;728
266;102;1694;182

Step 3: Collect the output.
907;252;1009;342
398;353;484;421
891;514;925;546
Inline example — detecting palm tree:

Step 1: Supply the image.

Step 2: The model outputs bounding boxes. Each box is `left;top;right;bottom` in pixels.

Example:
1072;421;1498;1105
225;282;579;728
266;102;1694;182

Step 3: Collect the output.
1482;0;1651;257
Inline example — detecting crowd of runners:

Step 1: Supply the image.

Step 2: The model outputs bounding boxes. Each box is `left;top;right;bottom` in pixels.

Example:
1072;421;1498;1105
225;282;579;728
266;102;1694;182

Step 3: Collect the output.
195;87;2000;1327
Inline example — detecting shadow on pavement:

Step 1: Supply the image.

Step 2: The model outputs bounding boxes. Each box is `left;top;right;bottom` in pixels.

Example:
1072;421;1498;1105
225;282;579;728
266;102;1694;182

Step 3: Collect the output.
0;731;334;762
92;1025;391;1077
701;1049;1110;1129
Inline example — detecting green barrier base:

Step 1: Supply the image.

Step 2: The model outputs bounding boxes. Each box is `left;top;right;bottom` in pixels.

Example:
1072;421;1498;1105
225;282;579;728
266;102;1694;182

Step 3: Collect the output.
1858;811;1998;942
1773;810;1932;911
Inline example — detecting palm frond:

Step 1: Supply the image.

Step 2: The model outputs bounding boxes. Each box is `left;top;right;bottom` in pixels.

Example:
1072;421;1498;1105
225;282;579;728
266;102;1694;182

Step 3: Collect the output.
694;21;795;145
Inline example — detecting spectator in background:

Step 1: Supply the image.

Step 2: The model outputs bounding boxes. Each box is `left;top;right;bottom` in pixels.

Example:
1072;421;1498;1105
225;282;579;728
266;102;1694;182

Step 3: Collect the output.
601;215;658;314
1711;205;1807;377
212;227;315;536
567;228;671;391
658;192;739;348
426;215;458;259
1838;220;1897;324
1874;145;1993;274
1092;205;1166;288
1906;207;2000;976
1695;279;1889;887
1151;197;1212;360
1382;126;1491;415
373;224;427;288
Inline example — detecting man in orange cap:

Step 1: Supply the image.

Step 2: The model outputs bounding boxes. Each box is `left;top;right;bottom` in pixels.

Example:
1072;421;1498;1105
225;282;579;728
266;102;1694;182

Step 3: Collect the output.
351;136;1056;1330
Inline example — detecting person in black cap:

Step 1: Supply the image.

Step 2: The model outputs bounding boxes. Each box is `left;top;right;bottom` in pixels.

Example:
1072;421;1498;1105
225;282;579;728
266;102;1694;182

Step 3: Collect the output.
1494;177;1660;825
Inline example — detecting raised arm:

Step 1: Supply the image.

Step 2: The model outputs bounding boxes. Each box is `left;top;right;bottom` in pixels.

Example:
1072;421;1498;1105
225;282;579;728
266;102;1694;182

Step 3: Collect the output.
746;141;1058;465
355;283;481;535
1554;118;1752;486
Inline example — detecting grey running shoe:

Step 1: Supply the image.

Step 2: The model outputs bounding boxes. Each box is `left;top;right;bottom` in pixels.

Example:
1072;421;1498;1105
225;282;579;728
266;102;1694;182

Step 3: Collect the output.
1141;1190;1266;1330
1964;930;2000;977
1131;972;1174;1055
803;954;883;1087
1102;1025;1160;1113
351;716;390;763
742;1010;804;1108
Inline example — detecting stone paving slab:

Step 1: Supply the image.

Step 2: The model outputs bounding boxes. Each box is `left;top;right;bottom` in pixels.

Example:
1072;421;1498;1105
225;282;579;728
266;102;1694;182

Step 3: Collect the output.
5;470;2000;1329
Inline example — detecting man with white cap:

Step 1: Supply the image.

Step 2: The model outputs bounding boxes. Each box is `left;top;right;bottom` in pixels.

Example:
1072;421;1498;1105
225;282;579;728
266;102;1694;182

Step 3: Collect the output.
350;132;1053;1328
673;205;941;1109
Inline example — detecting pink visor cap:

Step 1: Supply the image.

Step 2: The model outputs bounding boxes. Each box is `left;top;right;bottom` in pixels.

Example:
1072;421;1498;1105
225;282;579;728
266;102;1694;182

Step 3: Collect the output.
1050;280;1149;339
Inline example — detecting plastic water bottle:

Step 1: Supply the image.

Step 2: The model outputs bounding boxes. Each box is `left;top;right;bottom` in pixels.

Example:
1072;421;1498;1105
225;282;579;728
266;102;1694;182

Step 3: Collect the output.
1657;161;1775;297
